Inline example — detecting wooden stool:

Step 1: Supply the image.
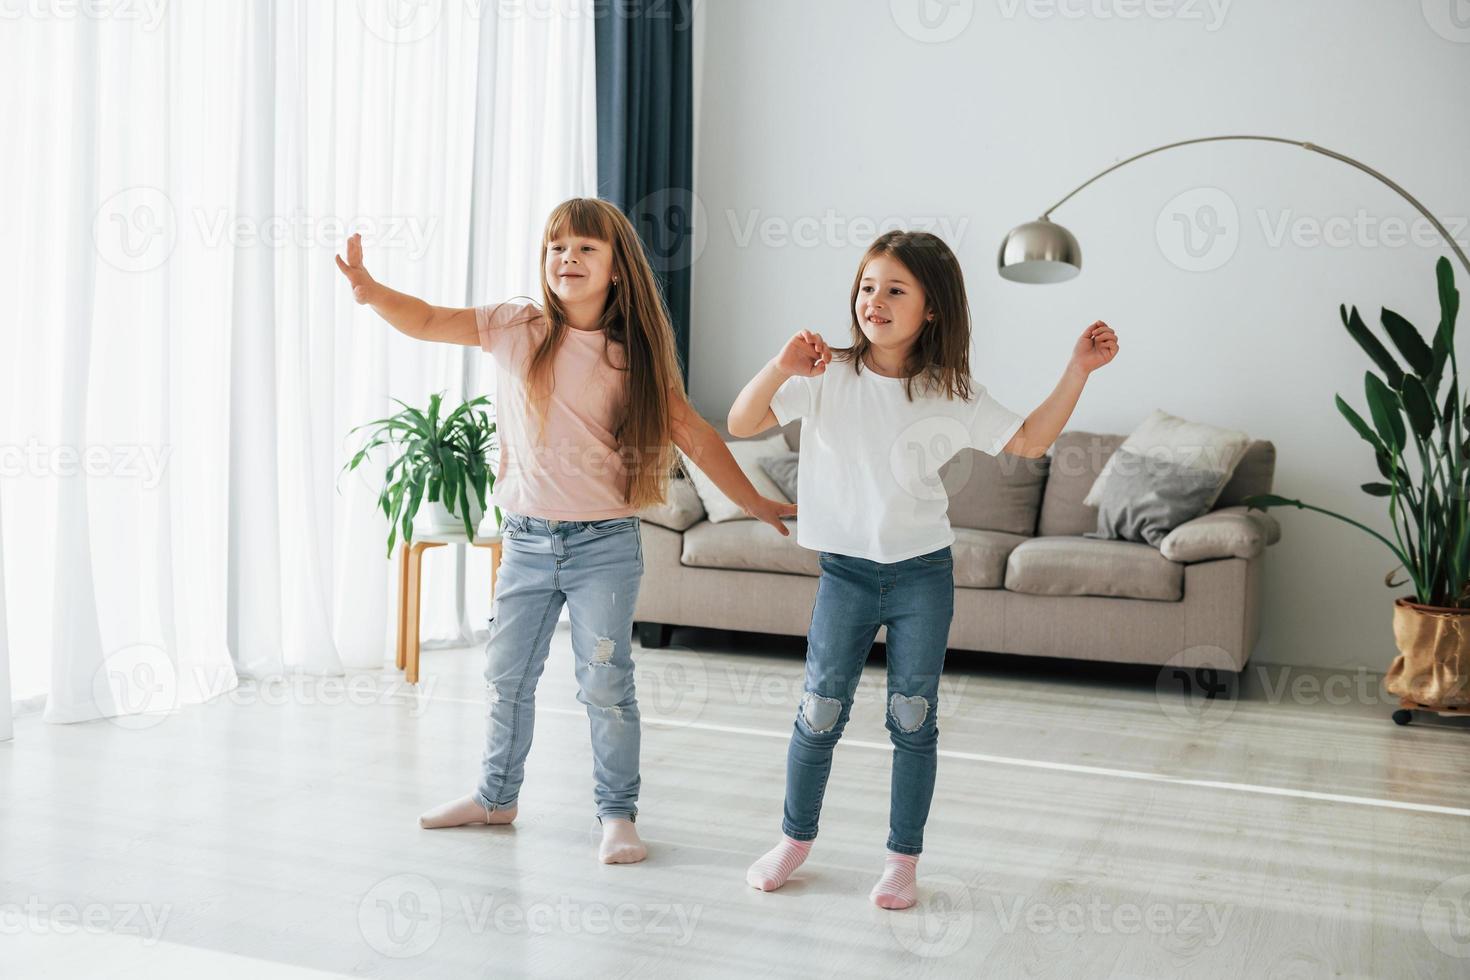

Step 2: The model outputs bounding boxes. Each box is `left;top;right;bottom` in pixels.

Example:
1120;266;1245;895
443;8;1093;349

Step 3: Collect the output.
395;531;503;685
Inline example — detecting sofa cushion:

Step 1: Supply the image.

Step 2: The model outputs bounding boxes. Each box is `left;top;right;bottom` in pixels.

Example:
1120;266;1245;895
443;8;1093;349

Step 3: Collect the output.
1215;440;1277;506
636;477;706;532
1159;505;1281;562
951;528;1030;588
678;432;790;522
941;450;1049;536
759;451;800;502
1039;431;1278;537
1038;432;1126;537
682;519;818;576
1004;536;1184;601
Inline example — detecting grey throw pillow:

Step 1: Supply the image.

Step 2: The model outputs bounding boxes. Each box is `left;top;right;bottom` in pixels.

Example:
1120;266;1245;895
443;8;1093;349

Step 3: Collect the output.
1083;447;1226;547
759;452;799;503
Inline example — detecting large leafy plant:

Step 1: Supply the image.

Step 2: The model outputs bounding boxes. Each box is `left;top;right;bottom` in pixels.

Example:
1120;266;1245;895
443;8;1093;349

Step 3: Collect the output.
341;392;499;556
1245;258;1469;610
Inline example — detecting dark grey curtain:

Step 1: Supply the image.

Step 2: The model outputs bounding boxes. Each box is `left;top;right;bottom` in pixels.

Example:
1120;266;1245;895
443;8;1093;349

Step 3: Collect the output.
595;0;696;387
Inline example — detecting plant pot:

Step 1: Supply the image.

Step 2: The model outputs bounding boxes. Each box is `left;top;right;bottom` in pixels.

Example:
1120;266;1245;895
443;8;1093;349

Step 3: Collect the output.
1384;595;1470;707
413;489;487;538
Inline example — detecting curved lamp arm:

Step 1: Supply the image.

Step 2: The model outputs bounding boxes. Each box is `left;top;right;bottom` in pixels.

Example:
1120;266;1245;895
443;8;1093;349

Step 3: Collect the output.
1040;135;1470;279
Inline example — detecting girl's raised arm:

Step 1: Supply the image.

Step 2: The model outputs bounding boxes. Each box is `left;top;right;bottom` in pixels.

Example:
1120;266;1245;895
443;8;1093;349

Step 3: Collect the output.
728;331;831;437
335;232;479;346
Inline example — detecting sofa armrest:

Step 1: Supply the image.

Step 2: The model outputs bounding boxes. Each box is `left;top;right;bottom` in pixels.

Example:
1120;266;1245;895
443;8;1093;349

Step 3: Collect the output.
1159;505;1281;563
636;477;706;532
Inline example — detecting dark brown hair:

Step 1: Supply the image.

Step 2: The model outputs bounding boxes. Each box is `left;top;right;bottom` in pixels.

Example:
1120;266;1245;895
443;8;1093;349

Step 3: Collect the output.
836;230;973;402
522;198;683;509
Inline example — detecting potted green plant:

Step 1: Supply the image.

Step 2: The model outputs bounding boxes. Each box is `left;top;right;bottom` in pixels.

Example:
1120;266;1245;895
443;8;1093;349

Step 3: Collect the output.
1244;257;1470;719
340;392;500;556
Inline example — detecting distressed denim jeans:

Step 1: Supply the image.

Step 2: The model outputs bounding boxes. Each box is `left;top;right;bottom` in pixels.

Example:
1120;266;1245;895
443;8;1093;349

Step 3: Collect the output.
782;546;954;855
476;512;644;821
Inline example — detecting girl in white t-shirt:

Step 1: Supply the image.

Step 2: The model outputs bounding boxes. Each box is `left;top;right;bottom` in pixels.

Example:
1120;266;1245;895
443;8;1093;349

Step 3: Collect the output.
728;230;1119;908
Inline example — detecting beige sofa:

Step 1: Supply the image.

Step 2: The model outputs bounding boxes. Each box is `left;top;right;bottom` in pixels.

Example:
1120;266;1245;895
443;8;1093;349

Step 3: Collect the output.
634;421;1280;674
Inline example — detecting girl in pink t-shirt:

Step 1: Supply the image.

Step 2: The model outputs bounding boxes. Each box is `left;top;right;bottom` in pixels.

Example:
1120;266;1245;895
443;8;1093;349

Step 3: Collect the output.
337;198;794;864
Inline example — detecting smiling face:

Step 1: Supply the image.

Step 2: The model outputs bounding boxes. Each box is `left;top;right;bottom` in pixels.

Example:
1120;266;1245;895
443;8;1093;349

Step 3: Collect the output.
544;233;616;307
854;252;933;354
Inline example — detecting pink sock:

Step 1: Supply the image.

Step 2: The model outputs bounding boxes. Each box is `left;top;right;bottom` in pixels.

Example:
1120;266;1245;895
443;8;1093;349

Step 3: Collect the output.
869;852;919;910
745;836;812;891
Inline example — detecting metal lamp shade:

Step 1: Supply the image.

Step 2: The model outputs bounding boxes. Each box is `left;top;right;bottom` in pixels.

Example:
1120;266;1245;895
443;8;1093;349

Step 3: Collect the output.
997;218;1082;284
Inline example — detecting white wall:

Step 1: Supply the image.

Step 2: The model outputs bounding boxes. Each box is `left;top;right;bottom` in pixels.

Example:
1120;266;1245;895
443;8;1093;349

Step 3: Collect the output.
689;0;1470;672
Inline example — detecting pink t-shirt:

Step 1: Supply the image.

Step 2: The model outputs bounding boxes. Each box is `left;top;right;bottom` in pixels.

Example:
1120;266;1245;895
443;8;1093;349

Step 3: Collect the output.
475;302;635;520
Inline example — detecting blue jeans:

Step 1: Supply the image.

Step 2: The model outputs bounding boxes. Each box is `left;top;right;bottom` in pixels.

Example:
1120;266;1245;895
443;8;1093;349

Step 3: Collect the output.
475;512;644;821
782;546;954;855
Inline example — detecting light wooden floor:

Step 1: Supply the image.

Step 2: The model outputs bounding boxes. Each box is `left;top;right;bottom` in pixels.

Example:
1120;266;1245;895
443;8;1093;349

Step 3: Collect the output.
3;625;1469;979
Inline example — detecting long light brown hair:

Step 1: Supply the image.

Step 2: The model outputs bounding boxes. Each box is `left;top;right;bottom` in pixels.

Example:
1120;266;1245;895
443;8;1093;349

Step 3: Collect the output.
522;198;683;509
836;230;973;402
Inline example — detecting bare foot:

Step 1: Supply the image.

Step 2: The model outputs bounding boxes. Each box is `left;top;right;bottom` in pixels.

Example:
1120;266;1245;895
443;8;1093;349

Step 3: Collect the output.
598;818;647;864
418;794;518;829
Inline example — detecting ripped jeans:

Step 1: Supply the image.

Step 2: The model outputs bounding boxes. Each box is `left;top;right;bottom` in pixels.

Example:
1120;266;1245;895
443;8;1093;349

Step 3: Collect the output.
476;512;643;822
782;546;954;855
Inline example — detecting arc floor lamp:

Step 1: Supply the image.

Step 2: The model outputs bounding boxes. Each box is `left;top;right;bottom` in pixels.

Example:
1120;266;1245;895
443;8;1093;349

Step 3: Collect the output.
997;135;1470;283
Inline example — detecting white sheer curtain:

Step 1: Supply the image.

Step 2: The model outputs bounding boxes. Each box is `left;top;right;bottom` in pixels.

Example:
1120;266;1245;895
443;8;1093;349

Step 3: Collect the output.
0;1;597;723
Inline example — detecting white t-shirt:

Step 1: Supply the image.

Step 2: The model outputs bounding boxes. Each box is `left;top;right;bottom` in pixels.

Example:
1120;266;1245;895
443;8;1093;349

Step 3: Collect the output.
769;361;1025;563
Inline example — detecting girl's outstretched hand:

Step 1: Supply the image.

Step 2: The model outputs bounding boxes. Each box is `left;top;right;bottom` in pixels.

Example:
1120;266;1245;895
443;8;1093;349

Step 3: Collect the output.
335;232;377;304
773;330;832;377
747;496;798;536
1070;320;1119;375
